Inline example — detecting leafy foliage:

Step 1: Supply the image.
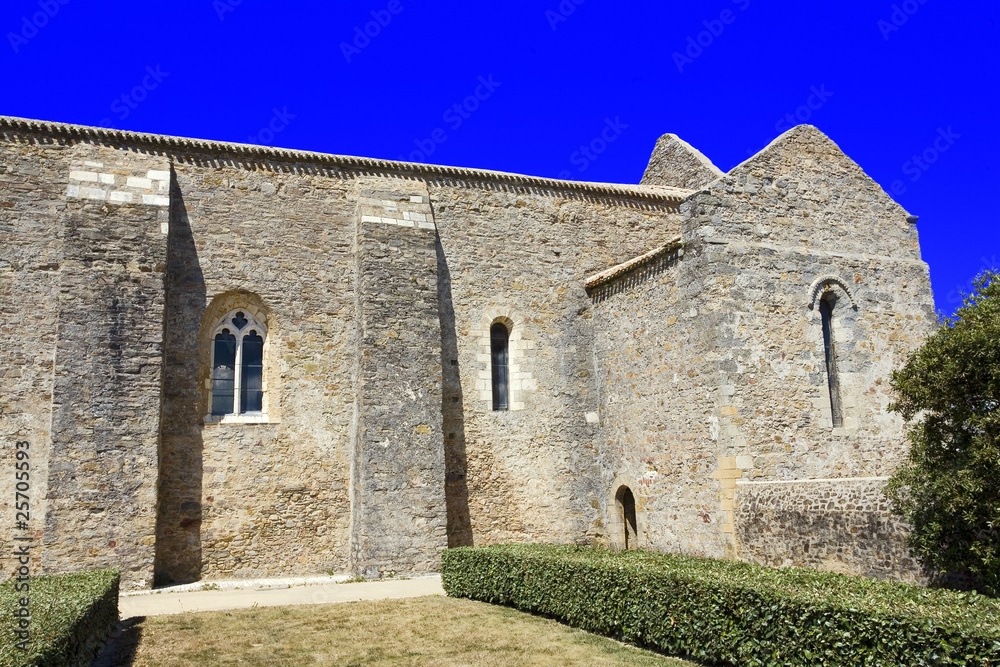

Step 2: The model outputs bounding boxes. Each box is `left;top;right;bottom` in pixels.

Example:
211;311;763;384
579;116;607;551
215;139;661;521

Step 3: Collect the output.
442;544;1000;666
886;270;1000;595
0;568;119;667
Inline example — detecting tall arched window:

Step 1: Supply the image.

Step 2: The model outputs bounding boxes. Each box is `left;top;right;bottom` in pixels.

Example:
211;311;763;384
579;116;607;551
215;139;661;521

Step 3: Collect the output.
819;293;843;428
490;322;509;411
211;310;266;417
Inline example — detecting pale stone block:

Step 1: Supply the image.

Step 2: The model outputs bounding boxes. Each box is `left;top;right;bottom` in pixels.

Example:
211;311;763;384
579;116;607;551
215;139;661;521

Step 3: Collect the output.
511;402;525;411
735;455;754;469
84;160;104;168
99;174;116;185
69;170;99;182
409;195;424;203
142;194;170;206
65;184;79;198
585;412;599;424
109;191;133;203
417;221;435;230
147;170;170;181
80;187;106;200
361;216;381;223
722;523;734;534
719;456;737;469
160;222;169;235
127;177;152;189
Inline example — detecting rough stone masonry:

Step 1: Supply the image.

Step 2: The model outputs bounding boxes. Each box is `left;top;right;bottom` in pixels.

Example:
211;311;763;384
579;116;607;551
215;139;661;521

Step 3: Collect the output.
0;116;934;590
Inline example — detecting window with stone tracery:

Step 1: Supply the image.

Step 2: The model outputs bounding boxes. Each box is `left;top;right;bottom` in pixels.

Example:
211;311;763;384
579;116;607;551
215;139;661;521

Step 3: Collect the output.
211;309;266;417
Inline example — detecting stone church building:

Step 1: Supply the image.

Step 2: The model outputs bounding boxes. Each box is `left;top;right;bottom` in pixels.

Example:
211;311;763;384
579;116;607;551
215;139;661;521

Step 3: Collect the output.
0;116;934;590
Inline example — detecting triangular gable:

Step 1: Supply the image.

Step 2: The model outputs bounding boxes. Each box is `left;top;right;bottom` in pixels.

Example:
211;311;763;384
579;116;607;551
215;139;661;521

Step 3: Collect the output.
641;133;725;190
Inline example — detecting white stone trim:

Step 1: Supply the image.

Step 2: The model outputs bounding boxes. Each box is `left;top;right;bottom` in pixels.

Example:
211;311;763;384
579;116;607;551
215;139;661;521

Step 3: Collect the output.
473;311;535;412
64;164;170;206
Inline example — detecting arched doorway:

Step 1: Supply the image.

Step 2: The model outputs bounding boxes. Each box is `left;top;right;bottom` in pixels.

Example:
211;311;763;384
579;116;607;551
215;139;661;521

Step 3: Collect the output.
615;485;638;549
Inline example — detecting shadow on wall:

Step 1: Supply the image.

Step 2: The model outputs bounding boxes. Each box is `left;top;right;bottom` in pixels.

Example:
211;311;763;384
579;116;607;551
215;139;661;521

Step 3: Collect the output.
153;170;206;586
437;234;473;547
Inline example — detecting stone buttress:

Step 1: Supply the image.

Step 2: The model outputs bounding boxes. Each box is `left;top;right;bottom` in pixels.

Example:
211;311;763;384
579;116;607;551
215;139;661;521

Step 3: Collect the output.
348;177;448;577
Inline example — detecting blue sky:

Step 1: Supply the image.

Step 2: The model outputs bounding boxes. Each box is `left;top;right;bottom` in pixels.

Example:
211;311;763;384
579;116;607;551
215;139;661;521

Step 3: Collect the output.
1;0;996;313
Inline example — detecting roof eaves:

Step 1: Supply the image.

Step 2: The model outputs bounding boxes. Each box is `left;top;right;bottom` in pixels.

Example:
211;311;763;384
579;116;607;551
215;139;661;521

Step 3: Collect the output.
584;237;683;291
0;116;693;204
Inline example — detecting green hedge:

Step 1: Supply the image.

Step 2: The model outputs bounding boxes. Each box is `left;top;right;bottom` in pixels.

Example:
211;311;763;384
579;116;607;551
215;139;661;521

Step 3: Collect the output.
0;569;119;667
442;545;1000;666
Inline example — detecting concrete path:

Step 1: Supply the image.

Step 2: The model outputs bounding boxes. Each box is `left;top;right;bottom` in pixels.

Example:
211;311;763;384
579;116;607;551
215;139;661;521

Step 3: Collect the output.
119;574;445;618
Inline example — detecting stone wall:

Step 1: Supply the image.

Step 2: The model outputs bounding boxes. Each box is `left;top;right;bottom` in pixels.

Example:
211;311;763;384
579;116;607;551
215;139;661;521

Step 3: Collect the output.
1;132;170;590
155;154;360;584
0;117;939;589
349;178;447;577
430;180;686;549
0;132;64;580
734;478;925;583
592;125;935;577
591;243;734;558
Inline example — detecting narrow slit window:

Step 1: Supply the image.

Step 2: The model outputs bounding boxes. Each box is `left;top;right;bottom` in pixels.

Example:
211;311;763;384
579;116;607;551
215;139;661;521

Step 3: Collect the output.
490;322;509;411
209;310;267;418
819;295;844;427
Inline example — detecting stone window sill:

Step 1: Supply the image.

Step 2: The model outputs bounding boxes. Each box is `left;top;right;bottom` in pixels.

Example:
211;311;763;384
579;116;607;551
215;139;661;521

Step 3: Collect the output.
204;413;273;425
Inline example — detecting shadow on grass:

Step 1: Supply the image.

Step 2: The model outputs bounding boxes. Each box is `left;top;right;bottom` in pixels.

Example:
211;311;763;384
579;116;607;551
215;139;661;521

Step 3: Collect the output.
91;616;144;667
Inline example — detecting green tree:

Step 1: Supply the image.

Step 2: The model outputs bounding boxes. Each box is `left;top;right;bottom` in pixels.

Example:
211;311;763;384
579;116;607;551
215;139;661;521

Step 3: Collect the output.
886;270;1000;595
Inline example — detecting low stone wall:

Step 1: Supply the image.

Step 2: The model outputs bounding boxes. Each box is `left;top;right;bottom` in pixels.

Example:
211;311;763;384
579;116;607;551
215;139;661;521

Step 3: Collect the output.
733;477;926;583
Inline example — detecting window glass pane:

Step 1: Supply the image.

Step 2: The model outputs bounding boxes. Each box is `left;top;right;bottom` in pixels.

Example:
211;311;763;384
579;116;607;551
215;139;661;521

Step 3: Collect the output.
490;323;509;411
241;331;264;413
212;330;237;416
820;297;843;427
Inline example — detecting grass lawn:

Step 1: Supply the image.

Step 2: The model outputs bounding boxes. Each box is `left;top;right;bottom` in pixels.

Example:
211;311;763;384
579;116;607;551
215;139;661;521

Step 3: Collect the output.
101;595;698;666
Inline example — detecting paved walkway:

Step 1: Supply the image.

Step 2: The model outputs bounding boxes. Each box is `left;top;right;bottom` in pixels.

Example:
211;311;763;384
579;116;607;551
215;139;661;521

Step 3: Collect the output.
119;574;445;618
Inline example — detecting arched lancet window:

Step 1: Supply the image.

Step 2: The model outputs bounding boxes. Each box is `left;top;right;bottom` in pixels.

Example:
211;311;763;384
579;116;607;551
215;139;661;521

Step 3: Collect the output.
211;310;266;417
819;293;843;428
490;322;509;411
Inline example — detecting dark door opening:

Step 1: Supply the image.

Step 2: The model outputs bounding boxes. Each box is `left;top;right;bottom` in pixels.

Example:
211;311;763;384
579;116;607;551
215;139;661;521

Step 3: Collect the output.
616;486;638;549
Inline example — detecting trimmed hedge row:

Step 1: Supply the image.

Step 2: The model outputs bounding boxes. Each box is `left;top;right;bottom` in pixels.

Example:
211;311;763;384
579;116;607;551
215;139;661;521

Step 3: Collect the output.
0;569;119;667
442;545;1000;666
